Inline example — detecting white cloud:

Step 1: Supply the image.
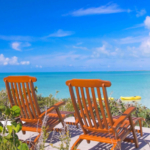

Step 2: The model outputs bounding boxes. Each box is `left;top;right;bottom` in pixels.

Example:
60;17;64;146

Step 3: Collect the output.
126;36;150;57
20;61;30;65
29;51;86;68
144;16;150;29
0;54;19;65
76;42;83;45
91;43;121;58
94;45;109;57
127;46;139;57
11;42;21;51
73;46;87;50
140;38;150;54
0;31;73;42
125;23;144;30
11;42;31;51
0;35;35;41
22;42;31;47
117;36;146;44
69;3;128;16
47;29;73;37
36;65;42;68
136;9;146;17
0;54;30;65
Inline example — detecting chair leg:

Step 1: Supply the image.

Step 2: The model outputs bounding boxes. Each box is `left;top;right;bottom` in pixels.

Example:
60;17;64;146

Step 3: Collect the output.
74;113;79;129
22;133;41;150
139;119;143;137
76;123;79;129
87;140;90;143
33;133;41;143
129;116;139;148
70;137;83;150
111;142;121;150
56;108;65;127
29;133;41;150
22;130;26;134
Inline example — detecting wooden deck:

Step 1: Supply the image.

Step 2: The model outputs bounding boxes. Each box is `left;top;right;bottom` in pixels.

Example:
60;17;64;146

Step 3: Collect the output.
17;117;150;150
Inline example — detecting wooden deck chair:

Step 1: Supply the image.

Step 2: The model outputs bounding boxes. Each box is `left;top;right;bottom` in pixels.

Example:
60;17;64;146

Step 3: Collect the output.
3;76;75;146
66;79;144;150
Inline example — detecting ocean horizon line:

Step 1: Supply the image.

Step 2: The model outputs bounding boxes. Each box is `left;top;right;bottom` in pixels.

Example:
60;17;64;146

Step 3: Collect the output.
0;70;150;74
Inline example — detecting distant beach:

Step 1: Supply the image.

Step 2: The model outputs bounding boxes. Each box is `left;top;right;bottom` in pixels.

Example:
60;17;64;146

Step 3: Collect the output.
0;71;150;108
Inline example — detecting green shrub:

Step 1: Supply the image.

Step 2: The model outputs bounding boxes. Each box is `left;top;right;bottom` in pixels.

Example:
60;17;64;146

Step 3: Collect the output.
0;90;9;107
108;99;150;127
0;105;29;150
0;88;150;127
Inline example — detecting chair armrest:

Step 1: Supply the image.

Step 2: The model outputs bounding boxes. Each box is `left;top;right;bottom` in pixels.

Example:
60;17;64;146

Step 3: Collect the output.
39;101;66;119
113;107;136;129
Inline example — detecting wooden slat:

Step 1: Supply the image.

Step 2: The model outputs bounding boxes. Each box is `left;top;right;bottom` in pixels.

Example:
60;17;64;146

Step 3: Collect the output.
96;87;108;129
83;125;113;133
10;82;18;105
66;79;111;88
22;83;33;119
102;84;113;127
80;134;117;143
91;87;103;129
80;87;92;127
85;87;97;128
18;83;29;119
29;80;41;116
21;118;41;123
4;76;37;83
75;87;88;126
14;82;25;118
26;82;37;119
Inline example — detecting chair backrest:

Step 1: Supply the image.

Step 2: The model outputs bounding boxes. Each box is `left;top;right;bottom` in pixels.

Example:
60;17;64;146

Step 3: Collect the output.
4;76;41;122
66;79;114;133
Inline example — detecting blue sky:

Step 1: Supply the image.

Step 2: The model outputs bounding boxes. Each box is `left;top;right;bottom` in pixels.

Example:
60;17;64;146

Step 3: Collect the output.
0;0;150;72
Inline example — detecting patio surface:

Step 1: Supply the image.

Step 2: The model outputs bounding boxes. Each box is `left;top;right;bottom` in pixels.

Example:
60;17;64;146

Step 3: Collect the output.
17;117;150;150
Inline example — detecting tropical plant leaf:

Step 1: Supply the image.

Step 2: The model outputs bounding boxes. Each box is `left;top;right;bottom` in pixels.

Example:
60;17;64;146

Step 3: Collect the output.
4;133;13;140
7;125;13;134
0;105;6;111
11;106;21;117
5;107;10;116
0;126;3;133
18;142;29;150
14;123;22;132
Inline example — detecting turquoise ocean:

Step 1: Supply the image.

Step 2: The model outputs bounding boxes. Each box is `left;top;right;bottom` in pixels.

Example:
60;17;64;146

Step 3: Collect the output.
0;71;150;108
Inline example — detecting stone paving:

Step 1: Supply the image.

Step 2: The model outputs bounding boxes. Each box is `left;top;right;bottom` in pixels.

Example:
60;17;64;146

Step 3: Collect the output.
17;117;150;150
